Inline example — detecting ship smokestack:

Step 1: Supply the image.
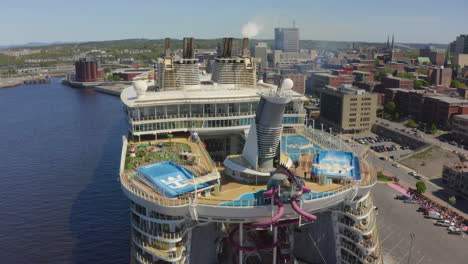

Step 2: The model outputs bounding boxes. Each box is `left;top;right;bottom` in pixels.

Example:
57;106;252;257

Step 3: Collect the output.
241;38;249;57
222;38;233;57
182;37;195;59
165;38;171;57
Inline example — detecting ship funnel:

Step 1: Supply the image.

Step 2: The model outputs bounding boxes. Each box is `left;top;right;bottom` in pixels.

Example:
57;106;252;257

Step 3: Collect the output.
222;38;233;58
241;38;249;57
165;38;171;57
183;37;195;59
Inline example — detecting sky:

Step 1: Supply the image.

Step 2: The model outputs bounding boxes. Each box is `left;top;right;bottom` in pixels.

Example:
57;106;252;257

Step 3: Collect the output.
1;0;467;46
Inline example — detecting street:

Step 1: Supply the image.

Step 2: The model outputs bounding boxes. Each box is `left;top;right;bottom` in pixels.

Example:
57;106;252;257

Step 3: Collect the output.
372;183;467;264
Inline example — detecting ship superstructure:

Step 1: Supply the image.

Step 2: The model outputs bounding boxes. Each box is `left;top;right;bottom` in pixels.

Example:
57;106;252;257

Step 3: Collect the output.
119;37;382;264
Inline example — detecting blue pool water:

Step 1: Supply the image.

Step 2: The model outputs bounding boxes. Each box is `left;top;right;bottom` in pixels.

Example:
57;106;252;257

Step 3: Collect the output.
312;150;361;180
218;189;336;206
138;161;212;198
281;134;322;161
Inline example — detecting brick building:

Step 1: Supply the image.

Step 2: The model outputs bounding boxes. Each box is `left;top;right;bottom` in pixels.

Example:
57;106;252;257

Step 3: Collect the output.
442;162;468;196
452;115;468;143
420;46;446;66
421;96;468;128
381;76;413;91
427;67;452;87
356;81;378;93
75;58;98;82
352;71;374;83
306;72;354;95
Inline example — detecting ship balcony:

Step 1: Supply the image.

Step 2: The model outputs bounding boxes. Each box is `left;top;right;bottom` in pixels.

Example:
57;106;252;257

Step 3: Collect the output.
343;196;374;220
340;238;367;260
338;210;376;236
130;111;256;124
132;235;185;262
132;220;186;243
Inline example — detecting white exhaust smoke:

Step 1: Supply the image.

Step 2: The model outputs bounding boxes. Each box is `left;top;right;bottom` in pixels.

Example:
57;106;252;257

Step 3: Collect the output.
241;22;262;38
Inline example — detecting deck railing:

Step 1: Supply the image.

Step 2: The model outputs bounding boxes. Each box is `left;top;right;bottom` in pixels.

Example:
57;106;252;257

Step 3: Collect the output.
132;235;184;260
132;220;187;240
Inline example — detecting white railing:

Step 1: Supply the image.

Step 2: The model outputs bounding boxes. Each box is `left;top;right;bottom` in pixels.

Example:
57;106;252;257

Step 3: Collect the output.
132;219;187;241
132;235;184;260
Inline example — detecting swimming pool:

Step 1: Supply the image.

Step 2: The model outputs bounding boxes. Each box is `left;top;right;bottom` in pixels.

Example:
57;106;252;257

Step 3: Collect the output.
218;189;336;206
312;150;361;180
137;161;212;198
281;134;321;161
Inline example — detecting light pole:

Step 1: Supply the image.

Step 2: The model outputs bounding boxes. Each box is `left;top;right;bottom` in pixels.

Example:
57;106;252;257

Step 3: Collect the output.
407;233;415;264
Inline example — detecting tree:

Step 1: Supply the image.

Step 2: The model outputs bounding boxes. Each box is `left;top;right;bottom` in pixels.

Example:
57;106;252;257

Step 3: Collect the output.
406;119;419;128
104;67;112;74
416;180;427;194
430;123;438;134
374;58;380;66
448;195;456;206
384;101;396;115
393;112;400;121
375;66;394;81
112;75;121;81
451;80;467;88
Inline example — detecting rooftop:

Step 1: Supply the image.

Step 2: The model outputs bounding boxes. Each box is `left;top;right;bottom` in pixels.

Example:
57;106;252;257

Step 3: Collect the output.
121;82;305;107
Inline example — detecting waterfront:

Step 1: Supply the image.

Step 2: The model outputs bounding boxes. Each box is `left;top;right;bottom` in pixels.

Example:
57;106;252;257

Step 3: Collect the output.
0;78;130;263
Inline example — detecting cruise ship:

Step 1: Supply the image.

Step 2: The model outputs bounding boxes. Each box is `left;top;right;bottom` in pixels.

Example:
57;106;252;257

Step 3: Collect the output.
119;37;382;264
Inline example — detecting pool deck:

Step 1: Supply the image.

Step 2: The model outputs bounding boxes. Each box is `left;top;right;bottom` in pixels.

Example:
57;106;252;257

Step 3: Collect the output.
122;133;375;207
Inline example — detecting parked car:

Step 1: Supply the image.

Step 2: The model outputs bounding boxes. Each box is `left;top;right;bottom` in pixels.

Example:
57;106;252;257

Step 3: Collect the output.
434;220;454;227
396;195;410;200
404;199;418;204
448;226;462;235
425;211;443;220
417;206;429;212
408;171;417;176
392;163;400;168
379;157;386;161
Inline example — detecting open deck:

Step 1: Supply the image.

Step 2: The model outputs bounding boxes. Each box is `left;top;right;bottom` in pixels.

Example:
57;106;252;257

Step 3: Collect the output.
120;128;376;208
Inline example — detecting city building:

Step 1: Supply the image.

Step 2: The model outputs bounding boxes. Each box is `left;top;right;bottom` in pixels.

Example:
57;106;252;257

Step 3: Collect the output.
119;36;382;264
320;84;377;134
284;73;306;95
420;46;446;66
453;54;468;68
272;50;317;68
380;76;413;91
427;66;452;87
421;96;468;128
452;115;468;143
274;27;300;52
74;58;98;82
253;42;268;71
454;34;468;55
306;72;355;95
352;71;374;83
442;162;468;196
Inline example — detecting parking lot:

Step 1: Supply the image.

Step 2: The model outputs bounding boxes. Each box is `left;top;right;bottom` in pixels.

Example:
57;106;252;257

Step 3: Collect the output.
372;184;467;264
351;133;415;160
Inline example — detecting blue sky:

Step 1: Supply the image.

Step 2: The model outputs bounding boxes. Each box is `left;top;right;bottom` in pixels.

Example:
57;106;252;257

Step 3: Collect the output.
1;0;467;45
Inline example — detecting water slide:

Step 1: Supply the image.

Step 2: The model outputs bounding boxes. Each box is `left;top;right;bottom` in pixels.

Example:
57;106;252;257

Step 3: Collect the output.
290;186;317;221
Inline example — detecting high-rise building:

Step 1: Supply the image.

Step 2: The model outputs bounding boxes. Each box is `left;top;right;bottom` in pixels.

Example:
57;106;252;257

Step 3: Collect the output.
320;84;377;134
455;34;468;54
274;27;300;52
254;42;268;71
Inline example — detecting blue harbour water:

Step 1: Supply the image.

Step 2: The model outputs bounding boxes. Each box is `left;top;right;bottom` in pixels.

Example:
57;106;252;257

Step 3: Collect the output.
0;78;130;264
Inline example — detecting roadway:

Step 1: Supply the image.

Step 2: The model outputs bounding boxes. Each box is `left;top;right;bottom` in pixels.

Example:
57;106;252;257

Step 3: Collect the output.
376;118;468;155
373;183;467;264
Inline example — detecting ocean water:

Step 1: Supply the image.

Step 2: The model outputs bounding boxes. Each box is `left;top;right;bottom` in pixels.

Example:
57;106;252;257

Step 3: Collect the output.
0;78;130;264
